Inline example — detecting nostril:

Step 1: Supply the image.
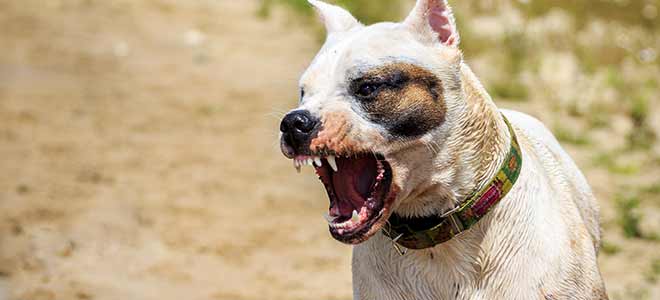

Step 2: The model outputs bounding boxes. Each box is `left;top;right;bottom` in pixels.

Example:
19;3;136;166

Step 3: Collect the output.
281;110;318;135
293;114;314;133
280;110;319;155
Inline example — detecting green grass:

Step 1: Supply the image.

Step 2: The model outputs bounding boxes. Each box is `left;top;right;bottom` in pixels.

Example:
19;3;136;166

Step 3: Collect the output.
333;0;405;24
600;240;621;255
646;259;660;283
642;183;660;197
259;0;313;18
627;96;656;150
592;152;641;175
515;0;660;31
259;0;405;25
489;81;529;101
553;125;591;146
615;194;643;239
585;106;610;129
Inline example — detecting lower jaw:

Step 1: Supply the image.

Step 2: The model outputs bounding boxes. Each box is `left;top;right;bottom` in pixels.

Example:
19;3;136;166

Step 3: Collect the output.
328;199;396;244
330;218;378;244
317;153;398;244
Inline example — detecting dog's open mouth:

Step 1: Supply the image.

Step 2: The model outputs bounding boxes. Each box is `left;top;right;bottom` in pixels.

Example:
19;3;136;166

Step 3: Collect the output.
294;153;395;244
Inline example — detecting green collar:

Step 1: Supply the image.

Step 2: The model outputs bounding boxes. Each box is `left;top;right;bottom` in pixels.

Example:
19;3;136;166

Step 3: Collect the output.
383;115;523;254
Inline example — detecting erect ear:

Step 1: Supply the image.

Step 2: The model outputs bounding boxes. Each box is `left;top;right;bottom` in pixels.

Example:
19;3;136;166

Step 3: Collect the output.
308;0;361;34
404;0;460;47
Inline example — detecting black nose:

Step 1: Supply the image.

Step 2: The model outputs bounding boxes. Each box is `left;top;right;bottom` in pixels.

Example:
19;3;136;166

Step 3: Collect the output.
280;110;320;155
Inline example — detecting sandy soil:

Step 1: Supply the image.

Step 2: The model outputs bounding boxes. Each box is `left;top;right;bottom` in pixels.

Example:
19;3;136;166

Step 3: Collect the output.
0;1;657;299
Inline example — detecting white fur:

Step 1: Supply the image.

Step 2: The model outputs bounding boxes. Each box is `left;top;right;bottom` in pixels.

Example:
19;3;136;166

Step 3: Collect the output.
308;0;361;33
295;1;607;299
352;109;604;299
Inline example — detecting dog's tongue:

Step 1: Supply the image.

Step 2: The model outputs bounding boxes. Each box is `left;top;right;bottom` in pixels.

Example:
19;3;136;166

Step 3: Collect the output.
331;156;377;216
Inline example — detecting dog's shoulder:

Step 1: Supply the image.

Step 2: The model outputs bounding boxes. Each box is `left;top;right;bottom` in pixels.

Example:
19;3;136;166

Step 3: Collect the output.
500;109;555;145
501;109;602;250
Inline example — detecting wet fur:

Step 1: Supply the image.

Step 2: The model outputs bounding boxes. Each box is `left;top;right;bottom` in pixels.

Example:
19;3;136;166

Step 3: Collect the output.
352;65;607;299
292;1;608;299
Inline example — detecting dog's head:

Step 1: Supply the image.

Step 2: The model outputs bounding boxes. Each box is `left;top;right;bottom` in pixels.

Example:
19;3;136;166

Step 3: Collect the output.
280;0;468;244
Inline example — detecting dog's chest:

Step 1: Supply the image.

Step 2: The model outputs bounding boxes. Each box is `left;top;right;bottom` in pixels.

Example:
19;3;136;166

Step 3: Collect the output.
352;234;482;300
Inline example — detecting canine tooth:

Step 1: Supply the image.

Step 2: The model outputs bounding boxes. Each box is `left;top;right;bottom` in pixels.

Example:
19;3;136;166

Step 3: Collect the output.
314;157;322;167
307;158;314;166
294;160;301;173
351;210;359;222
323;213;336;224
327;155;338;172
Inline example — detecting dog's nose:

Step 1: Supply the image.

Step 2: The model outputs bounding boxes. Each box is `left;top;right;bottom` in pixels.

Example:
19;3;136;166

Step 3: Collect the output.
280;110;320;156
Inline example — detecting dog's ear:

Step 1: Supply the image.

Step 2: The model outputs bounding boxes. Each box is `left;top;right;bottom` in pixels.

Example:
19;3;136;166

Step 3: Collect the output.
308;0;361;34
404;0;460;47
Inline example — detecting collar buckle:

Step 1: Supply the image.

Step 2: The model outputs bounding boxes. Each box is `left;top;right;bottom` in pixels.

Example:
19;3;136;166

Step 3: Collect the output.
440;206;465;236
447;213;465;236
390;233;408;256
379;114;522;250
384;221;409;256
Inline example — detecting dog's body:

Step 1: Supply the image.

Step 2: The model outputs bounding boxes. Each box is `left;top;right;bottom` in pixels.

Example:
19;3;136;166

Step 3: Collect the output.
352;66;606;300
279;1;607;299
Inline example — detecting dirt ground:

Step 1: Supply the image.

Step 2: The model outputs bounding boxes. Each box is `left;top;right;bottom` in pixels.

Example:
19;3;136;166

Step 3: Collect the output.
0;1;658;299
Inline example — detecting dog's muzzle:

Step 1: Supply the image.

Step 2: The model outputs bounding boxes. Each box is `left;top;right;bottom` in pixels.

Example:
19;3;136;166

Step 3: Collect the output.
280;110;320;158
279;109;399;245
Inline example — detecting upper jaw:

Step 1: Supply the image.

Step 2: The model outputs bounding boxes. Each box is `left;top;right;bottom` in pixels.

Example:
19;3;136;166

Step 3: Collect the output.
292;153;338;173
286;147;399;245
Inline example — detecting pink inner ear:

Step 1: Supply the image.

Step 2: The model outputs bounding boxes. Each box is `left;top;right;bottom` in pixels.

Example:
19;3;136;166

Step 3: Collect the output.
428;2;455;45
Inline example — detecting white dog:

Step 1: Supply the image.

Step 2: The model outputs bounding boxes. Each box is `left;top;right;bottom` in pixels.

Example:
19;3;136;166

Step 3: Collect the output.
278;0;608;299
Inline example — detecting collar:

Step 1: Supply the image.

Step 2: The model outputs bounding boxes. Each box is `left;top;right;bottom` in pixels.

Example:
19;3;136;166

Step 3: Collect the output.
383;115;523;253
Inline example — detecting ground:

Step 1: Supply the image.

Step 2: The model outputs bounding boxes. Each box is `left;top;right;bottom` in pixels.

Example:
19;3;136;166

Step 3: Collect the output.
0;1;658;299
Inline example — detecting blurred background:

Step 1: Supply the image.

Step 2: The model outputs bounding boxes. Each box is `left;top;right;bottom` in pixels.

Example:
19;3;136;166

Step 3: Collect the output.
0;0;658;299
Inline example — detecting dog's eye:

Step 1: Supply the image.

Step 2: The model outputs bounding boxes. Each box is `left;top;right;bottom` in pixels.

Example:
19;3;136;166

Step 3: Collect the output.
355;82;382;98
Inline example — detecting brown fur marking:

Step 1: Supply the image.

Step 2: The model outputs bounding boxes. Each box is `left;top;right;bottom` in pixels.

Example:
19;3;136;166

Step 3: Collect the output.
310;111;360;155
351;63;446;138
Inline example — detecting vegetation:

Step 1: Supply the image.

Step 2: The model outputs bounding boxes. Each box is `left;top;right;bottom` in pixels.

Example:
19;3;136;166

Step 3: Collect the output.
553;124;591;146
263;2;660;296
616;194;643;239
646;259;660;283
259;0;405;24
600;240;621;256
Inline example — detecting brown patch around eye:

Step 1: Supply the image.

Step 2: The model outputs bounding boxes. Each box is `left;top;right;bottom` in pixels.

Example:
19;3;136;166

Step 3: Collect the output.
351;63;446;138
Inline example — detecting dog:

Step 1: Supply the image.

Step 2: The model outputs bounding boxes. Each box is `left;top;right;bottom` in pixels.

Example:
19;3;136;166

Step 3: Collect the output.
279;0;608;299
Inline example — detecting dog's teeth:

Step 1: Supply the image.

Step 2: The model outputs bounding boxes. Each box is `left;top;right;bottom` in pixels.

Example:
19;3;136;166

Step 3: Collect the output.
327;155;338;172
293;160;301;173
314;157;322;167
351;210;359;222
307;158;314;166
323;213;337;224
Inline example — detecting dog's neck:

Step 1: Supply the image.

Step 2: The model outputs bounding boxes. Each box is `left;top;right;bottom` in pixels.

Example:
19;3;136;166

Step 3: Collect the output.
394;63;511;217
452;63;511;202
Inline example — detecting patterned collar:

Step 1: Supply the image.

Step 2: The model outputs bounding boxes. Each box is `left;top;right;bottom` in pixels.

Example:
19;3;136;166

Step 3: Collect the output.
383;115;523;254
